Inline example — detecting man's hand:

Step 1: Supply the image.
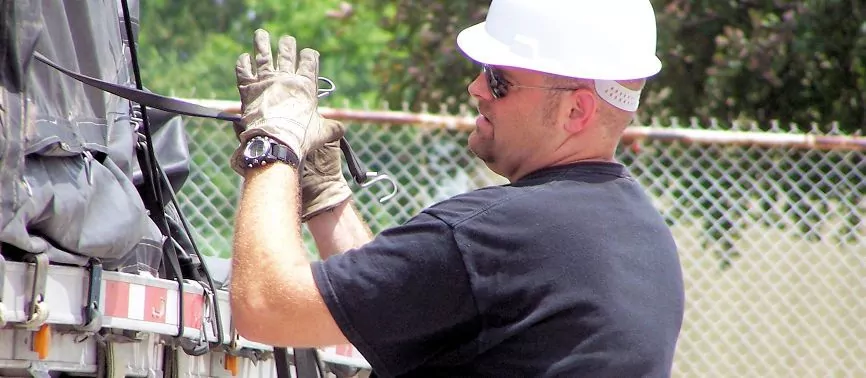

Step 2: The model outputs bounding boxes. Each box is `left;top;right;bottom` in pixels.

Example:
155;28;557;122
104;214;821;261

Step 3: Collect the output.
301;122;353;222
230;29;344;174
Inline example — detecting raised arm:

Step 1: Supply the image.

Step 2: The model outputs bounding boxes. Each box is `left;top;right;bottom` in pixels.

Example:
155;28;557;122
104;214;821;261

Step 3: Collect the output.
307;199;373;259
228;29;348;347
299;137;374;258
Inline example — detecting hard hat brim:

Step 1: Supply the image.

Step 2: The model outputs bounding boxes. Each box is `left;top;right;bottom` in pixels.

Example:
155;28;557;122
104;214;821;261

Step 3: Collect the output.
456;22;662;81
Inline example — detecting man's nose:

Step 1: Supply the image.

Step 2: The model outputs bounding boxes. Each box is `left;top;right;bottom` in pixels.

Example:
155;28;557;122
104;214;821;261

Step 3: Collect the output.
468;73;493;101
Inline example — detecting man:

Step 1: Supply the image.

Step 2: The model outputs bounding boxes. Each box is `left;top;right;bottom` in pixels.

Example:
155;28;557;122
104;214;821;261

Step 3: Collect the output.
228;0;684;377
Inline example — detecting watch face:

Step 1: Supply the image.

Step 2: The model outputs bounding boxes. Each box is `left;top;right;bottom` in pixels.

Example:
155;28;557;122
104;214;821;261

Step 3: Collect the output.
245;138;269;158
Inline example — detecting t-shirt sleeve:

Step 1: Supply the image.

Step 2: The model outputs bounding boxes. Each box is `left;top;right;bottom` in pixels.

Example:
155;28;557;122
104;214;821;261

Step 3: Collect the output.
311;212;479;376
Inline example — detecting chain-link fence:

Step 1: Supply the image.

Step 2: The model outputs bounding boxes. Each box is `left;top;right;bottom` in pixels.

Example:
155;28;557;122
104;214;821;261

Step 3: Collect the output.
176;105;866;377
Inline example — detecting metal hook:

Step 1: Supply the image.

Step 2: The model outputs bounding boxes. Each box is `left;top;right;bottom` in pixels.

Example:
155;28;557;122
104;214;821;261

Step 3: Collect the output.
361;172;398;203
317;77;337;98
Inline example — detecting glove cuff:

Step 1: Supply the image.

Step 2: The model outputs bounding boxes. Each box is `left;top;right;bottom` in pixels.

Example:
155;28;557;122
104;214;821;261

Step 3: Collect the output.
301;181;353;222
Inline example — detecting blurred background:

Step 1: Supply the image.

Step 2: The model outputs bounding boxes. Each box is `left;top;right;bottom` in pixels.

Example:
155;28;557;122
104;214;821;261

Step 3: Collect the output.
139;1;866;377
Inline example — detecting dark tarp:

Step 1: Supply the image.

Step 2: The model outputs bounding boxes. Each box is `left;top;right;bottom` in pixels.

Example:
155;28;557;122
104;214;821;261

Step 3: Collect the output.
0;0;191;275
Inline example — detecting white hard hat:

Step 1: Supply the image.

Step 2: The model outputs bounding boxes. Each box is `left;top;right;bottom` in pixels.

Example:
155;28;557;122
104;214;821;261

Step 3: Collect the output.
457;0;662;111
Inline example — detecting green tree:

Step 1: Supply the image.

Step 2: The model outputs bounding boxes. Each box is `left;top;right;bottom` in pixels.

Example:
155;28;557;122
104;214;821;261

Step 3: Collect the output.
650;0;866;133
140;0;866;132
368;1;488;112
367;0;866;134
139;0;393;106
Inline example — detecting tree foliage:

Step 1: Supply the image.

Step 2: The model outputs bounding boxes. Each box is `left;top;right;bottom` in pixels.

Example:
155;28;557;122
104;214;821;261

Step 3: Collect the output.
650;0;866;133
140;1;865;133
139;0;392;106
366;1;488;110
367;0;866;133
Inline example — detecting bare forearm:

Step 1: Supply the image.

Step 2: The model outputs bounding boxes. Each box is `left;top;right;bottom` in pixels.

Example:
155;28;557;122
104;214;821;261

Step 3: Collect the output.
227;28;350;347
231;164;317;334
307;200;373;259
233;163;307;271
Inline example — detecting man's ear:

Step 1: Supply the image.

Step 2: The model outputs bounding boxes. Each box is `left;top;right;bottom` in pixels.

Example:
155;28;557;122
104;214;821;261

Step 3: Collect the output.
564;88;597;134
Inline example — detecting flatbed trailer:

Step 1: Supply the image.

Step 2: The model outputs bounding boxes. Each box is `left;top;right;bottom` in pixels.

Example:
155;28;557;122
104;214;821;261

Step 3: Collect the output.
0;258;371;377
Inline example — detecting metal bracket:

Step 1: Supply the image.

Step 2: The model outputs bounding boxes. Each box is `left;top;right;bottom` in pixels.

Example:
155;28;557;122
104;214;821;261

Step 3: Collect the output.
95;336;125;378
222;323;263;361
26;361;52;378
0;252;6;327
179;285;211;357
79;260;103;332
21;254;49;329
327;362;362;378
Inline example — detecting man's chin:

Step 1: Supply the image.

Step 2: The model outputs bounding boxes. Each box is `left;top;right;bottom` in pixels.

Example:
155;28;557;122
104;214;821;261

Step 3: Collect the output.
468;134;494;163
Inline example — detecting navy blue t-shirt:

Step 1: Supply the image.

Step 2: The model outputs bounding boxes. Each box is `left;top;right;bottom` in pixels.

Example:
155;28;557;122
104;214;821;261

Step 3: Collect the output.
312;162;684;377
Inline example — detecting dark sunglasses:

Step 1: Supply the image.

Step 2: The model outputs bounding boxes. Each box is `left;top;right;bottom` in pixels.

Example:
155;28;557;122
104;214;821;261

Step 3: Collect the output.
481;64;584;99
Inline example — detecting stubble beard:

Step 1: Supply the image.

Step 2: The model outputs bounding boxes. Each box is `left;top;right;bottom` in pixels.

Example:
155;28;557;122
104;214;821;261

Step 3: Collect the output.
470;102;496;163
468;129;495;164
471;96;558;166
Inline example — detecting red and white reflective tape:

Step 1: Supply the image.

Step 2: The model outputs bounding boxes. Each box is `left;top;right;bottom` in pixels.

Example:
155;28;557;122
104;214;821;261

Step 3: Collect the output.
103;278;204;329
322;344;367;363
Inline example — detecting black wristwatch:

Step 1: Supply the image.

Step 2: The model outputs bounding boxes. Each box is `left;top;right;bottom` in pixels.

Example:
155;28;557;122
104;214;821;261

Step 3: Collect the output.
242;136;300;170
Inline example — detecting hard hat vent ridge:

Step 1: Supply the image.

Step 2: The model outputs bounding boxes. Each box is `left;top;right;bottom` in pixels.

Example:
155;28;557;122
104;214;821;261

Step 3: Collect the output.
595;80;642;112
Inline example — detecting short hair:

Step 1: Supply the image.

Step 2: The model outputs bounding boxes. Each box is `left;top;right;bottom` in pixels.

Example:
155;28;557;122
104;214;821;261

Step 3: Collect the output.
542;73;643;133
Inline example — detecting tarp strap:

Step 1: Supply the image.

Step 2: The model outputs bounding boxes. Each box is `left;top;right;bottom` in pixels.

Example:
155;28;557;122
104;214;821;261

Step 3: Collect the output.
293;348;325;378
273;347;293;378
31;51;241;123
32;51;377;188
274;347;325;378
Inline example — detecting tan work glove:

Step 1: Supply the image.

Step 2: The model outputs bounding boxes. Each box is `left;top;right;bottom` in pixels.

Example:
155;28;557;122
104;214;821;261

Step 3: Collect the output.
300;125;353;222
230;29;344;174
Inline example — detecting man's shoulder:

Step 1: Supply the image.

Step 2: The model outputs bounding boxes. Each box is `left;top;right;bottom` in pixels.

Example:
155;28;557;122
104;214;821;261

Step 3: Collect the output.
420;162;631;226
421;184;536;227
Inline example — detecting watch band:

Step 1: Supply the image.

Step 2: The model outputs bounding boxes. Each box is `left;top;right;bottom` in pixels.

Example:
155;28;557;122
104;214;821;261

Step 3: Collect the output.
268;141;301;168
243;136;300;169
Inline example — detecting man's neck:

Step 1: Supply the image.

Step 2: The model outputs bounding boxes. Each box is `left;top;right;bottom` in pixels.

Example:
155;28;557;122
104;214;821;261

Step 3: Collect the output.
507;147;617;182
